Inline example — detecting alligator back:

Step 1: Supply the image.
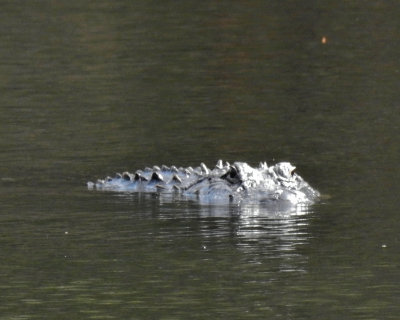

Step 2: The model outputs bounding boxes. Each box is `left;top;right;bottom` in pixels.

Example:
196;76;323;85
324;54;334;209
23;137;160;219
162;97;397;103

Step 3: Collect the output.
88;160;320;206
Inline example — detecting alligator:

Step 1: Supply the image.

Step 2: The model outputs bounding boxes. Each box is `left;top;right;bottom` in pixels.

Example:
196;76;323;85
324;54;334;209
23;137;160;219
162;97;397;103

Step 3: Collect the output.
87;160;320;206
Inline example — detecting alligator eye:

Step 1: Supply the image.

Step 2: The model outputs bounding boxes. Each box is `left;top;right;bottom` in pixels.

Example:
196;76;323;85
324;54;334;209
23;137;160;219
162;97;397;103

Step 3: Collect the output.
221;166;240;184
291;169;295;176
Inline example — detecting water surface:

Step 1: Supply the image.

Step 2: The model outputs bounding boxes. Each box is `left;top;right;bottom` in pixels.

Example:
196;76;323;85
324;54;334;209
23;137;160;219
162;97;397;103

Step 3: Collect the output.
1;1;399;319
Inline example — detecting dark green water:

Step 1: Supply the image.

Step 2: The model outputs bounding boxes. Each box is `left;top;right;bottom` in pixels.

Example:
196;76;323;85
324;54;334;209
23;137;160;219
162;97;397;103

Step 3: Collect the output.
1;1;399;319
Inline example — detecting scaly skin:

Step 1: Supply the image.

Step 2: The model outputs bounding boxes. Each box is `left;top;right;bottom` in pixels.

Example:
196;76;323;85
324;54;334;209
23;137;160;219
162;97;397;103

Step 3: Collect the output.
87;160;320;205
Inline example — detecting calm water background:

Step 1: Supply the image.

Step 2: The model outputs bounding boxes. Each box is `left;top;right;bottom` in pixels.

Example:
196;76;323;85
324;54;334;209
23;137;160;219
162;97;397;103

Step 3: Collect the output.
1;1;399;319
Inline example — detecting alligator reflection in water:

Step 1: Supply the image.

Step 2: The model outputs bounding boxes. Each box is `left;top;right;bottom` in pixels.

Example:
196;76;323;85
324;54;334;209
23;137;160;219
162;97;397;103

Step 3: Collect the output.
160;195;312;273
157;192;313;217
234;204;311;273
110;190;312;273
88;160;319;208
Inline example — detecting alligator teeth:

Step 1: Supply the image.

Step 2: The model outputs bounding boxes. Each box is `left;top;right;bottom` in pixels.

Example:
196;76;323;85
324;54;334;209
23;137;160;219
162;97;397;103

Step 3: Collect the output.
173;185;181;192
106;176;113;182
216;159;223;169
115;173;122;179
156;184;166;190
200;163;209;175
153;165;161;171
161;165;170;171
